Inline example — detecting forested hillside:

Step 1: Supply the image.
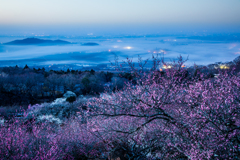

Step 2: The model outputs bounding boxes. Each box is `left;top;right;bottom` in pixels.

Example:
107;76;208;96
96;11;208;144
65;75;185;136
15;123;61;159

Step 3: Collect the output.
0;55;240;159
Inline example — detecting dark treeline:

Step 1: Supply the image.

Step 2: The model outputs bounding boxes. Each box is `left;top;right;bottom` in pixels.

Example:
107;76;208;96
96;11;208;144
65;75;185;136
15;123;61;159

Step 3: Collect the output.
0;65;132;106
1;55;240;107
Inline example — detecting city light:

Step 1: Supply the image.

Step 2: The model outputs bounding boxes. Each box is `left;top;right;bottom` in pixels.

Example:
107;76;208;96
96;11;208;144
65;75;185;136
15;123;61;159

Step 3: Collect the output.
163;65;172;69
219;65;229;69
160;50;167;54
124;46;132;49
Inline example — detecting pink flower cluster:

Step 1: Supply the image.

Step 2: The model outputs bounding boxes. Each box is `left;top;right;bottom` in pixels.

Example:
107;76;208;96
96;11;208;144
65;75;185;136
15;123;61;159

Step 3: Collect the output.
0;55;239;159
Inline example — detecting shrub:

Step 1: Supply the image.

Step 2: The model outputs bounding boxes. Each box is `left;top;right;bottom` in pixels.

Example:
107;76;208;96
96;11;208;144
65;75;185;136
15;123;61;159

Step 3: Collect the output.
66;96;76;104
1;55;240;159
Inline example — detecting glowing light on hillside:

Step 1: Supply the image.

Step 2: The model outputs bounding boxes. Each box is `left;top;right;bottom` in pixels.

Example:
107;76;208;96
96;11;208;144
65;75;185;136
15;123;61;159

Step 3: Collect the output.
124;46;132;49
163;65;172;69
219;65;229;69
181;65;186;68
160;50;167;54
108;49;111;52
160;68;163;71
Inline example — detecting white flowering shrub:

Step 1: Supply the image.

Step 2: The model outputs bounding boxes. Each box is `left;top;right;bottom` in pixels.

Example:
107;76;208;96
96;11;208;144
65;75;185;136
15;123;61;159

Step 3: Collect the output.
27;104;44;111
37;115;63;125
0;118;4;126
51;98;67;105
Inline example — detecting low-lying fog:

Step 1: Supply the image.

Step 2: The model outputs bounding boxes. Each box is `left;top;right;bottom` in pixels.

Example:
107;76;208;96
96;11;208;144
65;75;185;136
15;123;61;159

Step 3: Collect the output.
0;34;240;68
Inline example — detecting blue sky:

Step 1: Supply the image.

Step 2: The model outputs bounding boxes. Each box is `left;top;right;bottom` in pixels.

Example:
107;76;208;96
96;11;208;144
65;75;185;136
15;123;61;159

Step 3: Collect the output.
0;0;240;35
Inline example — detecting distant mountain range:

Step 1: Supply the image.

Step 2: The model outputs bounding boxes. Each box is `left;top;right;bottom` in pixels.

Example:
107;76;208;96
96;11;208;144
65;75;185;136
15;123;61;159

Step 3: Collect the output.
4;38;72;45
82;42;99;46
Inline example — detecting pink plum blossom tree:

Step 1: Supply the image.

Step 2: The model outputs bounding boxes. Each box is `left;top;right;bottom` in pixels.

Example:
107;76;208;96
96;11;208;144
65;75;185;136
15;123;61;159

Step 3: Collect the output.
86;55;240;159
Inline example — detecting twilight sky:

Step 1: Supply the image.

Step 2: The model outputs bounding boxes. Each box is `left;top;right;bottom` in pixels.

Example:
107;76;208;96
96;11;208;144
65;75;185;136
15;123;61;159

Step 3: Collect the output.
0;0;240;35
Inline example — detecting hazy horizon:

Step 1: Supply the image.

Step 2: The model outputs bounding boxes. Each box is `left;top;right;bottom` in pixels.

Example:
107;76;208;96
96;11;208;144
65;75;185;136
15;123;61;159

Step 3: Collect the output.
0;0;240;69
0;0;240;36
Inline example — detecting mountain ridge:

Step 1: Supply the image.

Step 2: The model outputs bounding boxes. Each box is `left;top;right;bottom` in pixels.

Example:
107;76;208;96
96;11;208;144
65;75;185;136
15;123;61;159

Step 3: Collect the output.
4;38;72;45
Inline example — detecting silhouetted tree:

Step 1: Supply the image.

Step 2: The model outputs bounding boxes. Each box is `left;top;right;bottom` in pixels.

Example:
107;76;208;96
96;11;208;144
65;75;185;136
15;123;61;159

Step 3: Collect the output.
67;68;70;73
90;69;95;75
23;64;29;70
66;96;76;104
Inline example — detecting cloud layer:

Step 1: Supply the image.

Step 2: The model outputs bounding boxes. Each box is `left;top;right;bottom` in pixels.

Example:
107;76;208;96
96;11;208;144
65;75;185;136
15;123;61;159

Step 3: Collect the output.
0;34;239;67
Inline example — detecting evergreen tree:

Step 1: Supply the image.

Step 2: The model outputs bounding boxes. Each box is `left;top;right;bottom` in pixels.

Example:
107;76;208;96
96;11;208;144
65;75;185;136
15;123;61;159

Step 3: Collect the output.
90;69;95;75
67;68;70;73
66;96;76;104
71;70;75;74
23;64;29;70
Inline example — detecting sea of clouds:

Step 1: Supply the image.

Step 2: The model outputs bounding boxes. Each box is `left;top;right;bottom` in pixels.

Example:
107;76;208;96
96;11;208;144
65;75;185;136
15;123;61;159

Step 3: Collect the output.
0;34;239;68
